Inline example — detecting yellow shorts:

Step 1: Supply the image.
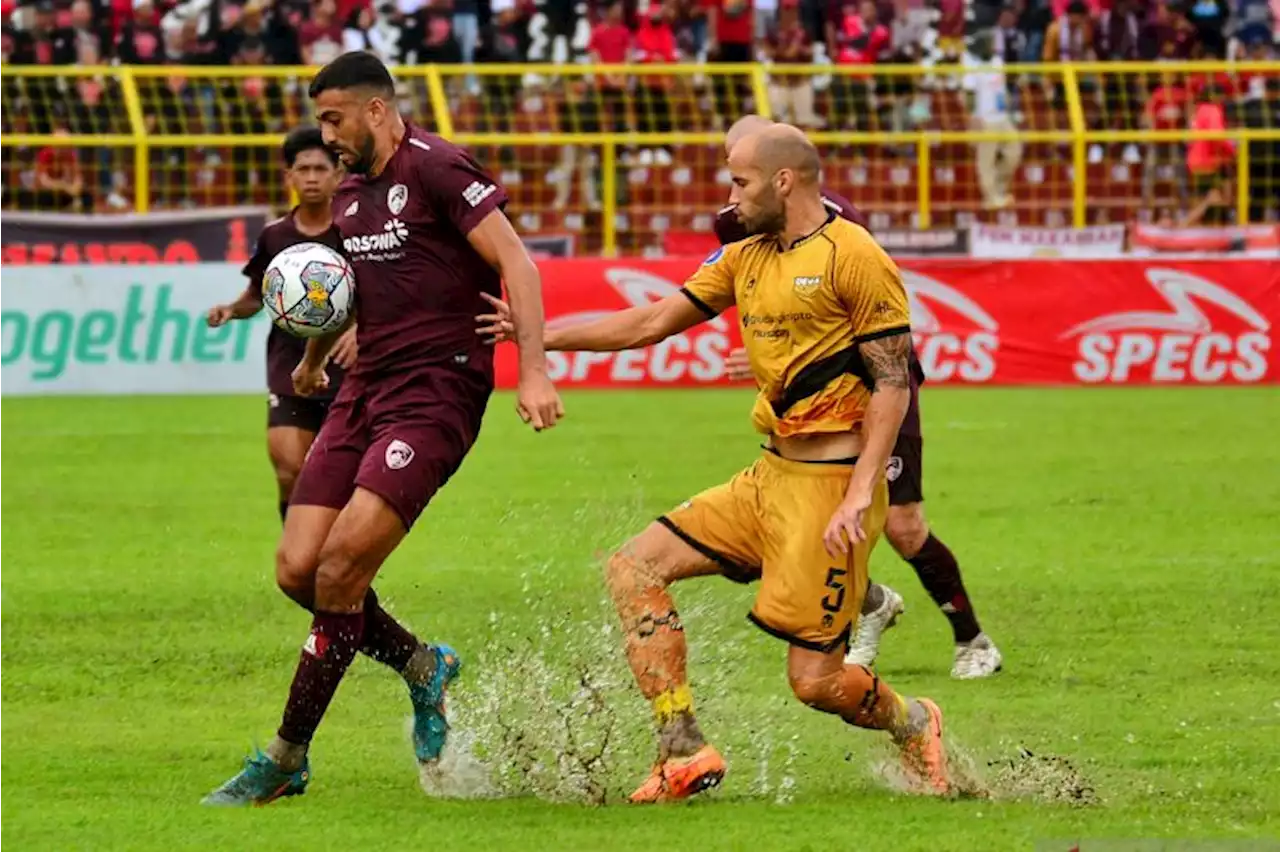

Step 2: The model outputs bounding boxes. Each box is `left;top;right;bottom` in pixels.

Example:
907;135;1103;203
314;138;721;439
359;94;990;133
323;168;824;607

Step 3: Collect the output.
658;450;888;652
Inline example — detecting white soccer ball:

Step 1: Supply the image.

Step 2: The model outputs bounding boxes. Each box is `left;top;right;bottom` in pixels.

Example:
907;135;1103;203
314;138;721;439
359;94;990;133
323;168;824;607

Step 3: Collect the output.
261;241;355;338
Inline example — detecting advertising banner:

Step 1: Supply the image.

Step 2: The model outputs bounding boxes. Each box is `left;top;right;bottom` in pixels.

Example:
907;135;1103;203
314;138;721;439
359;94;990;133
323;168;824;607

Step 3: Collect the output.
1;264;270;395
492;258;1280;387
3;259;1276;395
970;224;1127;259
0;207;270;266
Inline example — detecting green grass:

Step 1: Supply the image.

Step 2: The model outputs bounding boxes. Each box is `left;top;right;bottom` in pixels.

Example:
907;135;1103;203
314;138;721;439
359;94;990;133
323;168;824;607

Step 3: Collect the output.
3;388;1280;851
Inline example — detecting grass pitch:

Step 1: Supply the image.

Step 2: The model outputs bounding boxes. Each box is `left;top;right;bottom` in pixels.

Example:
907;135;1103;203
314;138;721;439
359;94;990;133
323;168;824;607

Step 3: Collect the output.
3;388;1279;851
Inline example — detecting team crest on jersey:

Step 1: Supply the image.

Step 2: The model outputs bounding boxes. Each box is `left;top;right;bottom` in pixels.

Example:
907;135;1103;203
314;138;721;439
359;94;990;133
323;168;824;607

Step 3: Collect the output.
886;456;903;482
385;439;415;470
702;247;724;266
343;200;359;217
387;183;409;216
793;275;822;296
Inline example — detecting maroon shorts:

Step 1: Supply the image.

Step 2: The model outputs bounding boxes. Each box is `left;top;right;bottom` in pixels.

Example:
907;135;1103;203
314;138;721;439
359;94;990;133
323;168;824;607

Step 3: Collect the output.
290;363;492;529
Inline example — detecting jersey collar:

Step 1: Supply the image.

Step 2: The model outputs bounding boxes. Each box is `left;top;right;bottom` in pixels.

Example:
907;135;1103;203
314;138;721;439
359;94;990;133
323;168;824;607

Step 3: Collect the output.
778;209;837;252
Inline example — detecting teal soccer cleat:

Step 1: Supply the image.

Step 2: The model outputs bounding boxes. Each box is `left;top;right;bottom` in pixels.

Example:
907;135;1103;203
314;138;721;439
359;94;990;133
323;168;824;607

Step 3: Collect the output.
201;749;310;807
408;643;462;763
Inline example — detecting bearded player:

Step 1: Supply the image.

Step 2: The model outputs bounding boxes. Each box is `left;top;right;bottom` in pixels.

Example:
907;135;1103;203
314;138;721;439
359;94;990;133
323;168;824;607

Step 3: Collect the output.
484;125;952;800
715;116;1002;680
203;51;563;806
206;127;356;523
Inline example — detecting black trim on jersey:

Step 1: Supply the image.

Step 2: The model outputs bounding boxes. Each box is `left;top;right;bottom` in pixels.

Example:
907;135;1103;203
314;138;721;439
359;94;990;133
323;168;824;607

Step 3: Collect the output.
762;445;860;466
771;344;871;417
854;324;911;344
679;287;719;319
779;209;838;252
771;326;911;417
747;611;852;653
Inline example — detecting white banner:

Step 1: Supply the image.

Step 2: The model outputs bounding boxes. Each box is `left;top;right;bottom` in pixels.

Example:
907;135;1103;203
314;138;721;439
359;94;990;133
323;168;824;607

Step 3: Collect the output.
1;264;271;396
970;224;1127;259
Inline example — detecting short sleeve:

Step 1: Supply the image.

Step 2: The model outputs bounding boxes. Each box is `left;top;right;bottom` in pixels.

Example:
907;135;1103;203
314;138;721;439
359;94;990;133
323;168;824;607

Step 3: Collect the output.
422;145;510;236
680;243;738;317
835;236;910;341
238;230;270;302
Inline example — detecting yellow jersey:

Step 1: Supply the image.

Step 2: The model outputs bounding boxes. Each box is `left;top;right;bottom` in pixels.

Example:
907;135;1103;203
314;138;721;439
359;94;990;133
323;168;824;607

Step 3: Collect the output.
681;214;911;437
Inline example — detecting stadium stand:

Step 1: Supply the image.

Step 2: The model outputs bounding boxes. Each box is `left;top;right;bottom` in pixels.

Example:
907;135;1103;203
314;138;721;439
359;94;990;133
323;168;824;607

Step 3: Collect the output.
2;0;1278;254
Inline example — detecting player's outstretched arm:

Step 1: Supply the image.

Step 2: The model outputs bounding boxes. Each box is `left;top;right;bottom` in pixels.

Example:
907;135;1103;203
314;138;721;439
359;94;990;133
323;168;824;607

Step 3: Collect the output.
477;292;710;352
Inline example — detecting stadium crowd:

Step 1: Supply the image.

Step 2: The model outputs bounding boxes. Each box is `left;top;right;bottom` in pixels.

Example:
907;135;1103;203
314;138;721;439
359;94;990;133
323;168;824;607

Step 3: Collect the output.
1;0;1277;218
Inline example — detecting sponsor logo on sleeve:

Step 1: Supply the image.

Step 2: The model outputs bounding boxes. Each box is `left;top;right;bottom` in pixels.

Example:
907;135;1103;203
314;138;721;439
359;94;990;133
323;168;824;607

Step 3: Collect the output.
462;181;497;208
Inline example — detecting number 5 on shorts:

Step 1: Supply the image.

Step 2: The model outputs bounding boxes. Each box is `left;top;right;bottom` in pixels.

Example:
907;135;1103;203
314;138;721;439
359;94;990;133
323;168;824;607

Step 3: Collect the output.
822;566;848;613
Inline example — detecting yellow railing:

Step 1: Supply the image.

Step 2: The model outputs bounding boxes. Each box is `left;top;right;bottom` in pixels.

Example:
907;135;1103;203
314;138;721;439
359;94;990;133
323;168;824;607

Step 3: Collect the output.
2;61;1277;253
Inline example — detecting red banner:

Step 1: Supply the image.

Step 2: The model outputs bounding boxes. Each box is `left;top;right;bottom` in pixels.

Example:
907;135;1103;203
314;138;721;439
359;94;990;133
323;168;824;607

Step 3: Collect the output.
495;259;1280;387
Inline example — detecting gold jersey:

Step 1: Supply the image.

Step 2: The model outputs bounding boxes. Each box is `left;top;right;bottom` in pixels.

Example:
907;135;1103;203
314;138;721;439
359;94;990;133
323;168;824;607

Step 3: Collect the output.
682;214;911;437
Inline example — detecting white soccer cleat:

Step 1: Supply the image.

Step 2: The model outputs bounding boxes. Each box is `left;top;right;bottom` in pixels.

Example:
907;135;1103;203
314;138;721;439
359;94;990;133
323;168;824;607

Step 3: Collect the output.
951;633;1003;680
845;585;905;668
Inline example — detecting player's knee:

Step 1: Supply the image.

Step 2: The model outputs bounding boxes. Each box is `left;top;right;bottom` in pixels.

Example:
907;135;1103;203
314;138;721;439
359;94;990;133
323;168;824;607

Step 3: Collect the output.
274;464;301;502
886;504;929;557
314;540;373;607
275;542;316;608
788;670;841;713
605;532;671;600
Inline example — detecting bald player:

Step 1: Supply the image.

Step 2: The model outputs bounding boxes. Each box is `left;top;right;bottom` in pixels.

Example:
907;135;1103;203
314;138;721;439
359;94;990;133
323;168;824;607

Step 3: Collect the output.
715;116;1002;681
480;125;952;802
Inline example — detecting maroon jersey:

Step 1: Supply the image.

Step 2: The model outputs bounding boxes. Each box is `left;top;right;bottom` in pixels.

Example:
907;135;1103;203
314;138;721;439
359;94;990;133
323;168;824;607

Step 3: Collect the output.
714;189;870;245
332;124;508;379
241;212;347;400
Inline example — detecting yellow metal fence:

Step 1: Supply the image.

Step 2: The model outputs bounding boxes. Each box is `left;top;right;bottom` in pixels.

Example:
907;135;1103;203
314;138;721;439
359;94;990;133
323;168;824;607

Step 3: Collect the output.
2;61;1278;254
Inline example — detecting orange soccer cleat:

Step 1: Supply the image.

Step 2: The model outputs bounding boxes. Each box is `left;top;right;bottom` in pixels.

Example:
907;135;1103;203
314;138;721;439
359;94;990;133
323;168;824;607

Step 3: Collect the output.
900;697;951;795
629;744;727;804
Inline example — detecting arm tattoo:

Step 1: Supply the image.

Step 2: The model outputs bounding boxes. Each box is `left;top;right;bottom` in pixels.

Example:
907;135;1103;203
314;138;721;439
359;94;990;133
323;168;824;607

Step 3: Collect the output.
860;332;911;389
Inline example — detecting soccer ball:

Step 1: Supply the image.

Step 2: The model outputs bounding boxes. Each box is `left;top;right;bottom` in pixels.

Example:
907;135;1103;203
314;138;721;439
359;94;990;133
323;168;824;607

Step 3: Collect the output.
261;242;355;338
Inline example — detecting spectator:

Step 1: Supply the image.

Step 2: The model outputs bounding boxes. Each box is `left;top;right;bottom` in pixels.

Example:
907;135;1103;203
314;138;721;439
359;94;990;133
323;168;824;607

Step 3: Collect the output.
1232;0;1275;50
827;0;887;131
298;0;344;64
0;1;17;64
451;0;480;93
755;0;777;42
1185;0;1228;57
261;0;305;64
10;0;76;64
588;1;631;157
407;1;459;63
477;0;526;147
672;0;708;55
1017;0;1053;62
993;5;1027;64
936;0;966;58
634;1;679;165
765;0;822;128
32;121;93;211
1186;85;1235;224
1139;0;1197;59
345;3;403;62
1142;70;1189;210
1237;74;1280;222
964;31;1022;210
1096;0;1142;164
552;78;602;210
1042;0;1095;62
223;35;285;194
115;0;167;64
707;0;754;123
67;0;108;59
